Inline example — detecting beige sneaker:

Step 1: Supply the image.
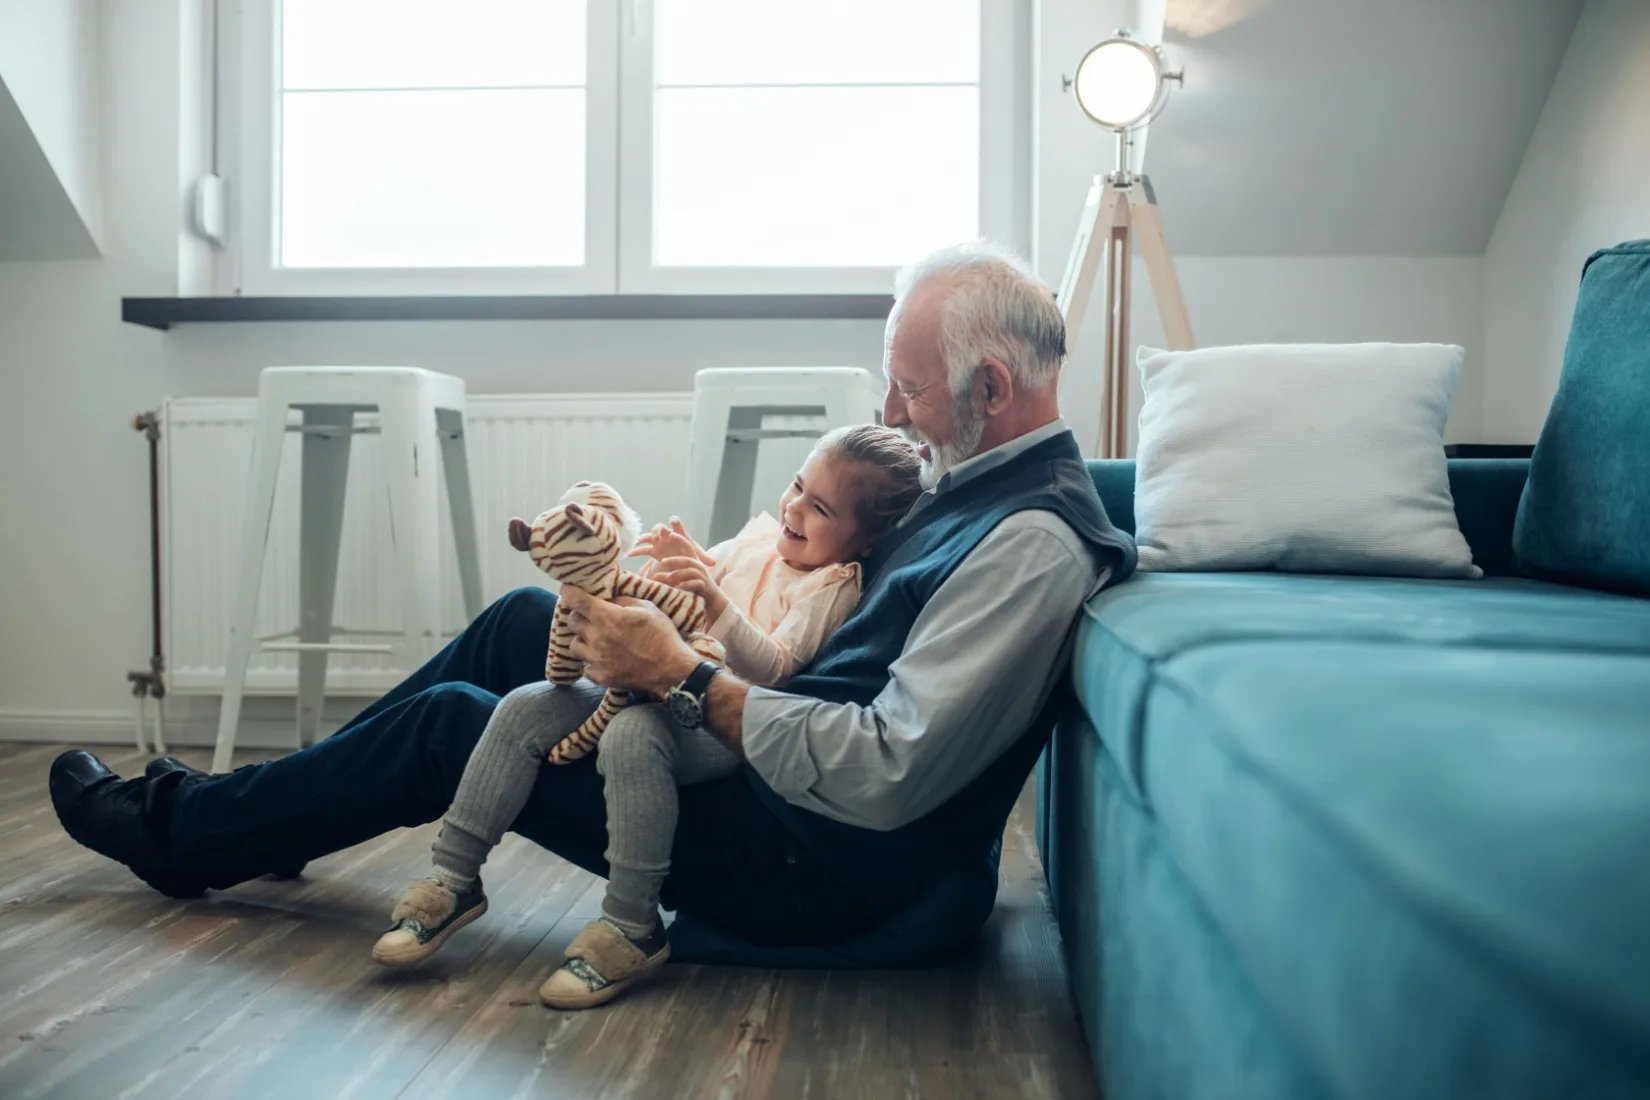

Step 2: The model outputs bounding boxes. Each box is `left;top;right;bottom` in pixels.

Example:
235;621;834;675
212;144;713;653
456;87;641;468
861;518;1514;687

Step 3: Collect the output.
371;878;488;967
538;919;670;1010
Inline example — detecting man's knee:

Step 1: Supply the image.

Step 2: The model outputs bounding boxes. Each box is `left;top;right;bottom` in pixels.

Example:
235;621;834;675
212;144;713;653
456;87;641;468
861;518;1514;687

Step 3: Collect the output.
595;706;673;777
495;585;557;629
415;682;498;776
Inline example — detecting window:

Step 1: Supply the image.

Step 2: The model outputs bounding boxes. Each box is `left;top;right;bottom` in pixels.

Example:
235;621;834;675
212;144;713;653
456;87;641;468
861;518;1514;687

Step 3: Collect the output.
224;0;1023;296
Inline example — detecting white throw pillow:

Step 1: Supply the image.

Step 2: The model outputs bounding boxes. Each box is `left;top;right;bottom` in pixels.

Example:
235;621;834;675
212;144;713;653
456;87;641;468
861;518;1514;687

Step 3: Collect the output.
1133;342;1481;578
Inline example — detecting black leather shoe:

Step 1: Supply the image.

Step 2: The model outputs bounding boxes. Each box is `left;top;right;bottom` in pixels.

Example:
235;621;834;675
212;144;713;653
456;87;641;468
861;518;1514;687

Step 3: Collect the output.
144;756;204;782
141;757;308;881
49;751;207;899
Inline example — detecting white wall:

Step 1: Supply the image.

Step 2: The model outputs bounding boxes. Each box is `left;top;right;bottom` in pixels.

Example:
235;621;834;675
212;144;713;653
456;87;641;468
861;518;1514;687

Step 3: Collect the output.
0;0;181;742
1033;0;1486;453
161;319;886;398
0;0;219;740
1056;256;1486;454
1479;0;1650;443
0;0;103;249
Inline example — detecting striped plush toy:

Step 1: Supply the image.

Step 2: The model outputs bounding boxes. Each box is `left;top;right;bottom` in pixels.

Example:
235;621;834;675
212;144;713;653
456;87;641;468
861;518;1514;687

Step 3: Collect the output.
507;481;725;764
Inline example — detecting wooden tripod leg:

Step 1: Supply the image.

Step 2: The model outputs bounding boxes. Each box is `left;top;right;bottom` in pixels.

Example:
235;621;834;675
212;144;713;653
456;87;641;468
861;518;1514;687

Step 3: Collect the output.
1100;223;1133;459
1056;177;1126;353
1059;178;1129;458
1111;224;1132;458
1126;193;1195;351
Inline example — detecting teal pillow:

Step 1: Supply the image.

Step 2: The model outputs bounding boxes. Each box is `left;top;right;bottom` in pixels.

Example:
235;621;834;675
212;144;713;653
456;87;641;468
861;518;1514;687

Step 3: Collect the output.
1514;240;1650;597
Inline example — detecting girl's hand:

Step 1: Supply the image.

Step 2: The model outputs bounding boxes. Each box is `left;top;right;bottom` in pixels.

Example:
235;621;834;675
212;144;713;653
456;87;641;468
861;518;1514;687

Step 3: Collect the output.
669;518;716;564
633;517;716;565
654;555;729;623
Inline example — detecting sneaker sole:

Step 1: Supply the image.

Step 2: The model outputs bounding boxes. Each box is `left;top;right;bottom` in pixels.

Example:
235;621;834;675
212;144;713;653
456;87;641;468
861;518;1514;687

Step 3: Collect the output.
371;898;488;967
538;944;670;1010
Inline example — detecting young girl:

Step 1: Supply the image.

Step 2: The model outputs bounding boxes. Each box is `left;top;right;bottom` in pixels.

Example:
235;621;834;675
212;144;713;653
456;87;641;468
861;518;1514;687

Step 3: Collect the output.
372;425;923;1008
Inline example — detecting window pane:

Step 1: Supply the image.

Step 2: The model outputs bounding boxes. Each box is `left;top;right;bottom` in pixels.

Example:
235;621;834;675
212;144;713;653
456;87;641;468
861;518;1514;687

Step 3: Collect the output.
282;0;585;90
654;87;978;267
281;90;585;268
655;0;977;86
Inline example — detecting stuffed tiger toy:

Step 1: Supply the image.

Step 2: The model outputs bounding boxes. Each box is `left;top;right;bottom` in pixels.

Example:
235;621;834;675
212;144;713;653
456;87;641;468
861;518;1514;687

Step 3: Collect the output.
508;481;725;764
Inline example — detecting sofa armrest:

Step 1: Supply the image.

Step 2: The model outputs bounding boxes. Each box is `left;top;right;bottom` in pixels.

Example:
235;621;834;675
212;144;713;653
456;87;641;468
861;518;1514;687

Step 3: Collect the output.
1086;458;1529;576
1447;459;1530;577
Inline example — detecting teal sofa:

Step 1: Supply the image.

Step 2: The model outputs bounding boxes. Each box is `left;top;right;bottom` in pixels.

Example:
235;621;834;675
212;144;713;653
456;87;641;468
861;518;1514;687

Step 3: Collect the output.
1039;243;1650;1099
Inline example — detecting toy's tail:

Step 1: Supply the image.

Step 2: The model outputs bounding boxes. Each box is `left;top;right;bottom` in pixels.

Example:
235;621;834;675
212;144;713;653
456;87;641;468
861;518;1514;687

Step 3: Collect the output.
547;689;626;764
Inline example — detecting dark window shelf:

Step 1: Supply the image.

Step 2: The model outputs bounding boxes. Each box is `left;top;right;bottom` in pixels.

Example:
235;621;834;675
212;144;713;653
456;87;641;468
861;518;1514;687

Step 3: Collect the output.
121;294;896;331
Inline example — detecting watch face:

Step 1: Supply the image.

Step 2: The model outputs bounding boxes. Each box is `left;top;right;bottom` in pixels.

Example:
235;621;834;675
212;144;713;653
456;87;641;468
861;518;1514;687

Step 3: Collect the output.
665;689;701;728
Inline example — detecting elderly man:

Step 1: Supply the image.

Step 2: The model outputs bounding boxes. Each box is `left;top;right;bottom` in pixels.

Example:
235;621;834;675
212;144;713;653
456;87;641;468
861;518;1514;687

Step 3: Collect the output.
49;240;1136;1000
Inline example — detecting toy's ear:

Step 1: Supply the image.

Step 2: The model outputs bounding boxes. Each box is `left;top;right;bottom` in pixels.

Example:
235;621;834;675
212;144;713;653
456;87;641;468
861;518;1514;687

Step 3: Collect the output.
507;518;532;552
563;501;597;536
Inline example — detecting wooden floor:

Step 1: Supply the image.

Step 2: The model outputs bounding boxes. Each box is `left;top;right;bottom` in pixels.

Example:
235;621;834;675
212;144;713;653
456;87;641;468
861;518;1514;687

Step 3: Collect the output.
0;743;1097;1100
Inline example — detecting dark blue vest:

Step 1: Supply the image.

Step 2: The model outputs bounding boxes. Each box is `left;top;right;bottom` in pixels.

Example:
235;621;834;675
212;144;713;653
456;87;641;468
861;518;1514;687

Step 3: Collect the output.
744;429;1137;911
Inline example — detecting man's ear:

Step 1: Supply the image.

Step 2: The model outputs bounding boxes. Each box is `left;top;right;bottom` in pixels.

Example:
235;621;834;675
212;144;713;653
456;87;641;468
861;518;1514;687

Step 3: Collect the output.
978;358;1015;415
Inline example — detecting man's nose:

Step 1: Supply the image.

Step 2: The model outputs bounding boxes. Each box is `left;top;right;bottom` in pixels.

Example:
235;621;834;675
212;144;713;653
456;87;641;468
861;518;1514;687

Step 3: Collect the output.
883;388;907;428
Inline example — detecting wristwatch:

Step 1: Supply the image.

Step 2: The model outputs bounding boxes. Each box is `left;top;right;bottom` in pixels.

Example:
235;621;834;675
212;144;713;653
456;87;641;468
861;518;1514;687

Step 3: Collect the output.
663;661;720;729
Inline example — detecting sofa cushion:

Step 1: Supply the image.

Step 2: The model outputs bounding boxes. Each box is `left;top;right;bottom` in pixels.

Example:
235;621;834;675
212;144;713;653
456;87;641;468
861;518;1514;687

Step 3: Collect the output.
1131;342;1479;578
1134;641;1650;1098
1515;240;1650;597
1073;572;1650;801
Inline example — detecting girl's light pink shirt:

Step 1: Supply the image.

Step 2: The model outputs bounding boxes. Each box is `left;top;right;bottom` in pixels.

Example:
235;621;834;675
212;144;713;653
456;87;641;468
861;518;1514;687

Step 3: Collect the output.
667;513;863;687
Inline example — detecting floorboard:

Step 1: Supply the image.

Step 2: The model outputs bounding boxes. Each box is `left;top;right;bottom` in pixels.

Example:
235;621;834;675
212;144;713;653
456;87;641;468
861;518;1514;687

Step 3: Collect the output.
0;743;1097;1100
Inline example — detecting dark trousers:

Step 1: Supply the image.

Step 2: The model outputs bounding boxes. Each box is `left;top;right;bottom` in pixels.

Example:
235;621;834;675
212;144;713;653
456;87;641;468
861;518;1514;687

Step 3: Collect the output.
168;587;878;945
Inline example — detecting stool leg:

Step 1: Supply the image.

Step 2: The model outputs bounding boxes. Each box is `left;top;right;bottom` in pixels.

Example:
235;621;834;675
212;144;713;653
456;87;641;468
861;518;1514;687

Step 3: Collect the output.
213;398;289;773
711;407;764;546
824;387;878;432
437;407;484;621
296;406;354;749
682;394;730;546
380;389;445;672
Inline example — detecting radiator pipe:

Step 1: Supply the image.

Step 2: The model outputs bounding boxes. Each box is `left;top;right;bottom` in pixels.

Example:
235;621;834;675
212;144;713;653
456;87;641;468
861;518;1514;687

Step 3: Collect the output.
128;411;167;755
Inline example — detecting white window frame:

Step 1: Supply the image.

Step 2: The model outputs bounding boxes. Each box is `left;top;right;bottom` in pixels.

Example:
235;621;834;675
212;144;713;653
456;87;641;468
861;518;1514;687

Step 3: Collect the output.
221;0;619;297
616;0;1023;295
218;0;1025;298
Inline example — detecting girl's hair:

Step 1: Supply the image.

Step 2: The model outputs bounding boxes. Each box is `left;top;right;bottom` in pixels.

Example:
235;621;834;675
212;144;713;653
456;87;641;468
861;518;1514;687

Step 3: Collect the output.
815;424;925;546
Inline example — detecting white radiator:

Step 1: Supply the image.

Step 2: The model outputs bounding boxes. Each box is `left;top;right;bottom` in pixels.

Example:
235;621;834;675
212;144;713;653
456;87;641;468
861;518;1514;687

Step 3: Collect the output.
160;394;818;696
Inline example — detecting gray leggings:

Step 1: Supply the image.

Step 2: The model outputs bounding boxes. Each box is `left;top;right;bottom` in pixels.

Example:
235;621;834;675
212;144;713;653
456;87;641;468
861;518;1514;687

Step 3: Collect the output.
433;679;740;935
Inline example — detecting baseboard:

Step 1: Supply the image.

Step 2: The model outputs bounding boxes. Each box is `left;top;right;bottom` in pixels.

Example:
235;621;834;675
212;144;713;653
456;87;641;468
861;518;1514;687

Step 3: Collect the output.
0;706;349;751
0;709;139;745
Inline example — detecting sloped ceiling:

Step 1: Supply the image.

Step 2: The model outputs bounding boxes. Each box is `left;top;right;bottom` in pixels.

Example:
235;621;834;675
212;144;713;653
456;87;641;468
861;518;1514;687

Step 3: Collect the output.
0;75;99;261
1144;0;1586;255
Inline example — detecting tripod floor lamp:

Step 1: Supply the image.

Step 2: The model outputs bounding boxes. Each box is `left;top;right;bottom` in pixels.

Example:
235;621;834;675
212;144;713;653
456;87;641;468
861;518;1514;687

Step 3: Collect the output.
1057;31;1195;459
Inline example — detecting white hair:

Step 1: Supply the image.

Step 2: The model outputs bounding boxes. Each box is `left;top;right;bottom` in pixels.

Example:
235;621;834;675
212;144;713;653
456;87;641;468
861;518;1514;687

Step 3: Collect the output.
891;239;1067;398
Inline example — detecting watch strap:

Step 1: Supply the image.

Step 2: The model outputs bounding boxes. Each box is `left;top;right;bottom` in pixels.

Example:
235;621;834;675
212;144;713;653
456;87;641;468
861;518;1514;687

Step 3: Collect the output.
681;661;719;698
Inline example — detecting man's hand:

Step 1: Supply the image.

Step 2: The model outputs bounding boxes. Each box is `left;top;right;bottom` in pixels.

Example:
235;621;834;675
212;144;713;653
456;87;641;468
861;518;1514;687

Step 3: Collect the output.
559;585;753;755
559;586;699;698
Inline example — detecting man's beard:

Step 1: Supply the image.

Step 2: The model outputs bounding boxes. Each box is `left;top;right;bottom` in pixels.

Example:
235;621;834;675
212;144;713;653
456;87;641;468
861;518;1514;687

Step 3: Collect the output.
904;383;988;490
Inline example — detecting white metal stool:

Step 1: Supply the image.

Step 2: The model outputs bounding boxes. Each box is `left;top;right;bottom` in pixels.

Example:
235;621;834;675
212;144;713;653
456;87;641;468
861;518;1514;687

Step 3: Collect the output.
211;367;484;773
681;367;884;546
